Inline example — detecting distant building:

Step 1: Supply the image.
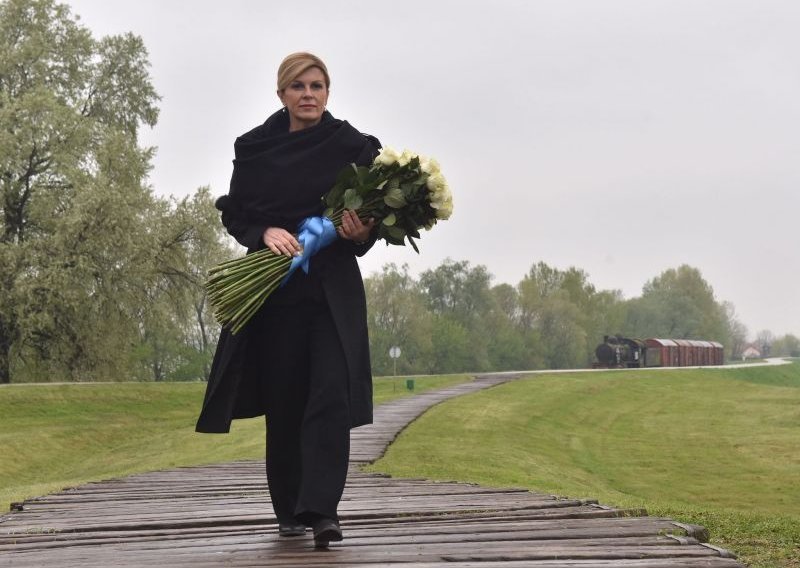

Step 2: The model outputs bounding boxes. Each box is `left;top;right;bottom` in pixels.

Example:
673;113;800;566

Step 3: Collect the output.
741;344;762;360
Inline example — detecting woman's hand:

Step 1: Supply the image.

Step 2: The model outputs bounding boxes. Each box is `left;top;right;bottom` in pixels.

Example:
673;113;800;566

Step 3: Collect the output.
338;210;375;244
263;227;302;257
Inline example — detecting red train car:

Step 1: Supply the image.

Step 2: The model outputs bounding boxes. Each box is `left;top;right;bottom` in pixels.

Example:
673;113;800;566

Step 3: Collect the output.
710;341;724;365
644;338;678;367
595;336;724;368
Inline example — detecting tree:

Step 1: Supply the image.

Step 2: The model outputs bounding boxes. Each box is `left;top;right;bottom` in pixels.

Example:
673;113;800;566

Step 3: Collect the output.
0;0;163;381
772;334;800;358
517;262;566;331
625;265;727;341
538;291;587;369
130;187;233;381
490;283;520;325
364;263;432;376
425;316;472;374
755;329;775;358
721;301;748;361
419;259;494;371
178;187;233;378
517;262;603;369
419;258;493;325
485;283;531;370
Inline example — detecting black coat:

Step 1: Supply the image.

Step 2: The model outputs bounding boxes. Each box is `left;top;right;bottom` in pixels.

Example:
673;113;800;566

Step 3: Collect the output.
196;110;380;433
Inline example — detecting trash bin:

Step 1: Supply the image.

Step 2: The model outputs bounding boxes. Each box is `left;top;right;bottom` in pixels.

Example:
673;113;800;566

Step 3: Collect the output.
405;379;415;391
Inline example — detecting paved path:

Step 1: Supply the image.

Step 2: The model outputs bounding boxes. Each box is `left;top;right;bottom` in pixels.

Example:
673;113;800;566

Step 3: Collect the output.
0;373;744;567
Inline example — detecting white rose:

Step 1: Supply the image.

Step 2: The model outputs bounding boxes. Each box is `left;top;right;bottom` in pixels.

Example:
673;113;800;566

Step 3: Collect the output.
426;172;446;193
419;156;441;175
398;149;416;167
430;184;453;220
438;182;452;202
435;198;453;219
375;147;400;167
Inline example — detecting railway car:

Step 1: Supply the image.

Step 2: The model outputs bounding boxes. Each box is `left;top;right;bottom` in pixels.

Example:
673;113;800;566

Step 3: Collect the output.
594;336;723;368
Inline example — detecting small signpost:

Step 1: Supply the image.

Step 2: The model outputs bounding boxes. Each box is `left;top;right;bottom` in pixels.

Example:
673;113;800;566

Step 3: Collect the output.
389;345;401;377
389;346;402;392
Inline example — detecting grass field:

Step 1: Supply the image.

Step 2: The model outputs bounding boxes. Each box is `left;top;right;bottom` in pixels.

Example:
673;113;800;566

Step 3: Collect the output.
368;362;800;567
0;373;468;511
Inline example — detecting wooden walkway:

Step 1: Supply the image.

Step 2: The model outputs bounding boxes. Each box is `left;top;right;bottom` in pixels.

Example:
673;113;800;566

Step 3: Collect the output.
0;374;743;567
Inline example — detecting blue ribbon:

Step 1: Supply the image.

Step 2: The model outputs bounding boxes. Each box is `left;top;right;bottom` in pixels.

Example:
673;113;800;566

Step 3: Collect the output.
280;216;338;286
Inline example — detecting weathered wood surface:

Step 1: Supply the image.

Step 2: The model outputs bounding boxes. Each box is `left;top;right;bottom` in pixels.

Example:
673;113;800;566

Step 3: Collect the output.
0;374;743;567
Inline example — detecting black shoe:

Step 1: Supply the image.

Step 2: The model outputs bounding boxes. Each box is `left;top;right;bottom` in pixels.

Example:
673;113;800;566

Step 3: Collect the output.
312;518;343;548
278;521;306;537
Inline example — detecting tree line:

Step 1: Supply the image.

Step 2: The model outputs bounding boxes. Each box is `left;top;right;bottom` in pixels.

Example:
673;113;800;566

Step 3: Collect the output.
365;261;761;376
2;0;795;383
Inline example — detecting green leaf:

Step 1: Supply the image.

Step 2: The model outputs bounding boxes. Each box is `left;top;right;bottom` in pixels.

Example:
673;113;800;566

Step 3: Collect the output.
336;165;357;186
356;165;370;184
382;213;396;226
324;183;346;207
343;188;363;210
384;187;407;208
386;225;406;240
379;225;405;246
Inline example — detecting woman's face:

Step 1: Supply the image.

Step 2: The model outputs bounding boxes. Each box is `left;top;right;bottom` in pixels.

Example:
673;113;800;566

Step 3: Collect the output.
278;66;329;131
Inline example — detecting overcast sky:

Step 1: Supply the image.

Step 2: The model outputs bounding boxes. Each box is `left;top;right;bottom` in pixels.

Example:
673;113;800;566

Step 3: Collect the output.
66;0;799;337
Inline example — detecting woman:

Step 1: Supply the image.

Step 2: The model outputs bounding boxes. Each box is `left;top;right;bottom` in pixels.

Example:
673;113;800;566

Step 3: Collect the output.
195;52;380;548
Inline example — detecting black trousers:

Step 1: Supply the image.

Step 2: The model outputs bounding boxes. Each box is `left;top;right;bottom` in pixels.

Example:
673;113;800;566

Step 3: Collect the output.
253;286;351;525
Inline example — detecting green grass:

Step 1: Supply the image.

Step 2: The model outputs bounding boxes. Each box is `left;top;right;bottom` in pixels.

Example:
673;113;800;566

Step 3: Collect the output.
369;363;800;567
0;374;469;511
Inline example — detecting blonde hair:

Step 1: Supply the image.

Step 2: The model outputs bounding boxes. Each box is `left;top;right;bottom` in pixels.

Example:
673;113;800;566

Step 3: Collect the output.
277;52;331;92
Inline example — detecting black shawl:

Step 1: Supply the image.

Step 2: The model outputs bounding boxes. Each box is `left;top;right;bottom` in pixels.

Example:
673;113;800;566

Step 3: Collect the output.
216;108;378;232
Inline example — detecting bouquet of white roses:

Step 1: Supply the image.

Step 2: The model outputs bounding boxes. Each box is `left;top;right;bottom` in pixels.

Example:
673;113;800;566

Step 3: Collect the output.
206;148;452;334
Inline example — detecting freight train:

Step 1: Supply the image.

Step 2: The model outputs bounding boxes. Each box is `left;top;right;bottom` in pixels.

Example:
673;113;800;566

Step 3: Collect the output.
594;335;724;368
